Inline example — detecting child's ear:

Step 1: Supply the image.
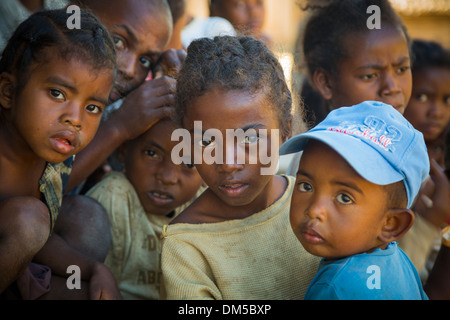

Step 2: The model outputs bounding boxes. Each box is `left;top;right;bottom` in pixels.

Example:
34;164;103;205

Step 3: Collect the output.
0;72;16;109
378;208;415;243
312;69;333;101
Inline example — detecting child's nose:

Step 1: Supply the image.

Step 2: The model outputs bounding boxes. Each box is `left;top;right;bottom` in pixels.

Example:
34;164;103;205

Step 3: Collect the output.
62;103;82;130
380;72;401;97
306;196;327;222
156;164;178;185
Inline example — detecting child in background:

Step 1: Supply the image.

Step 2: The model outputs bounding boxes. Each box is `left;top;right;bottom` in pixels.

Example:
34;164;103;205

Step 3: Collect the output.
292;0;449;286
403;40;450;277
66;0;180;192
160;35;319;300
209;0;272;47
86;118;204;300
281;101;429;299
404;40;450;168
0;9;119;299
298;0;412;114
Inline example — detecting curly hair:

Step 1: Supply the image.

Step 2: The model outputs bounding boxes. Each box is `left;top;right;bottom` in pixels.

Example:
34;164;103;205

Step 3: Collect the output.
410;39;450;74
175;35;293;139
0;8;117;92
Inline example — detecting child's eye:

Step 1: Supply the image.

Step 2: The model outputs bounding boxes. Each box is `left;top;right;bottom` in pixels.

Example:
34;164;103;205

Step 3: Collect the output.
140;57;151;69
298;182;313;193
49;89;65;101
184;163;196;169
396;66;410;74
199;137;215;148
336;193;353;205
113;37;125;51
144;149;159;159
416;93;428;103
361;74;376;81
444;96;450;106
85;104;102;114
241;134;259;144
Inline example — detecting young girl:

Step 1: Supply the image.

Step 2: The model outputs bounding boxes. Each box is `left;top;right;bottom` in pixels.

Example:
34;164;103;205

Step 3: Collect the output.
0;9;118;299
160;35;320;300
298;0;412;114
86;118;204;300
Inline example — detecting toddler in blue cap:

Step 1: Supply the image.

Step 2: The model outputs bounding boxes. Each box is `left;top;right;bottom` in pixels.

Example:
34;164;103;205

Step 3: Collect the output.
280;101;429;300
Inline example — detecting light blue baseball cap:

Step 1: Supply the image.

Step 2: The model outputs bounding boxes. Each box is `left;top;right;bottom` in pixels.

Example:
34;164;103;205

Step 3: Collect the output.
280;101;430;208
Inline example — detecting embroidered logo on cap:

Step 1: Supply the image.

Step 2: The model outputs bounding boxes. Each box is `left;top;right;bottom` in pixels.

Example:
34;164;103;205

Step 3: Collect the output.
326;116;402;152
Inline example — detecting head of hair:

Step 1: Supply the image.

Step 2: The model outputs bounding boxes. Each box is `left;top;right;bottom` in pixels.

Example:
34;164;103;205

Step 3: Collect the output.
411;39;450;75
298;0;410;82
0;8;117;92
384;180;408;210
175;35;293;139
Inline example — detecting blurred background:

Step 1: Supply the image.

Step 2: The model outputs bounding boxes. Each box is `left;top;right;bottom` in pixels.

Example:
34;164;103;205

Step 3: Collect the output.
186;0;450;90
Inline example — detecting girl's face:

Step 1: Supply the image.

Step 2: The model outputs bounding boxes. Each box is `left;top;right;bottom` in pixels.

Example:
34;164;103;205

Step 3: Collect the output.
183;88;282;214
403;68;450;141
1;49;113;164
290;141;390;259
122;119;203;216
327;26;412;113
91;0;172;102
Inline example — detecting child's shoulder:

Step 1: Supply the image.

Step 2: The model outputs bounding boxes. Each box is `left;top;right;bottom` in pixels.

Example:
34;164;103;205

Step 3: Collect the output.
170;188;220;225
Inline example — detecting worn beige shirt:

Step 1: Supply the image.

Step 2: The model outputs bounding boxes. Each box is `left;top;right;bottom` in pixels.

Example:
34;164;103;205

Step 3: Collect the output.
160;175;320;300
87;171;203;300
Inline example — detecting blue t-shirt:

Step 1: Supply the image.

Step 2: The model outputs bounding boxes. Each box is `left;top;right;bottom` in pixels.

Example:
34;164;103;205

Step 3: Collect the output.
305;242;428;300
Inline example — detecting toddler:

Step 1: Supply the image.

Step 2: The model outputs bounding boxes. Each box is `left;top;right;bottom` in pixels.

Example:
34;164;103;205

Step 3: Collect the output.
280;101;429;299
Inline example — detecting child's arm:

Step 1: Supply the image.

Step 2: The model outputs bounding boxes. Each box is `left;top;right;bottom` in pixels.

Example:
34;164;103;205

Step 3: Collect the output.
33;232;122;300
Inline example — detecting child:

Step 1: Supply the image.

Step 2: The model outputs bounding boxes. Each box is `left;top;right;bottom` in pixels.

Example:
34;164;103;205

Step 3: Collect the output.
209;0;272;47
291;0;449;283
86;118;204;300
280;101;429;299
403;39;450;168
298;0;412;114
160;35;320;300
66;0;180;191
0;9;118;299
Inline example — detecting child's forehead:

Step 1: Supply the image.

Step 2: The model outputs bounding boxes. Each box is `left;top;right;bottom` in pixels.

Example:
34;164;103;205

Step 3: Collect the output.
341;26;409;62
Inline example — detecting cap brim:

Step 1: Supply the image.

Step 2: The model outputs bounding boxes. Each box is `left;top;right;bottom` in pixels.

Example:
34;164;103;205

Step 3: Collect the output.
280;131;404;186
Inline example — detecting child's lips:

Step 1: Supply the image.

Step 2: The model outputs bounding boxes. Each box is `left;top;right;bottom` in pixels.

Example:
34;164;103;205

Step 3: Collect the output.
301;225;325;244
49;131;79;155
148;190;174;206
218;182;249;197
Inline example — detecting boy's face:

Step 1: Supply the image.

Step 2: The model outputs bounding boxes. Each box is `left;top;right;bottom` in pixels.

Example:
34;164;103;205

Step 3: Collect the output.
88;0;172;102
329;26;412;114
1;49;113;164
404;67;450;141
290;140;390;259
122;119;203;216
183;88;281;213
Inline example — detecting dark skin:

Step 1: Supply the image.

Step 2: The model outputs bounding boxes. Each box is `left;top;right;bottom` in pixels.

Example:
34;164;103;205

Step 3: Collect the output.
172;89;289;225
66;0;186;191
0;51;114;294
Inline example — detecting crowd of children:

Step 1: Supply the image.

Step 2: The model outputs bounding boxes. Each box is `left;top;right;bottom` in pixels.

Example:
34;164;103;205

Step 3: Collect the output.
0;0;448;300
